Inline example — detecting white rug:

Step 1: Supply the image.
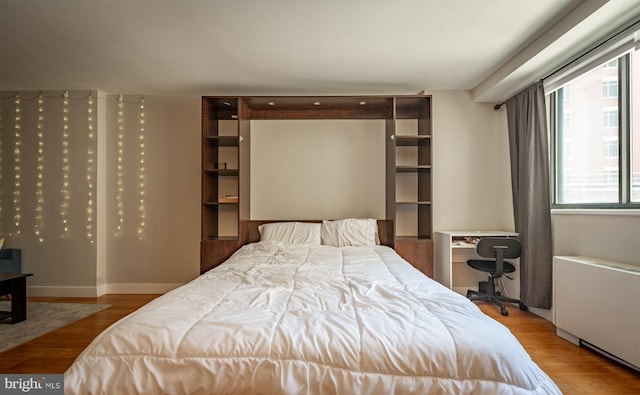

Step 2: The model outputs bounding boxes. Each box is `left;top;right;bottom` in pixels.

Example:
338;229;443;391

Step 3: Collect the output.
0;301;110;353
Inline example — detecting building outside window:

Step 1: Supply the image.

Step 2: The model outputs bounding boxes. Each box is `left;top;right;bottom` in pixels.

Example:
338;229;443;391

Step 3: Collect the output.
563;84;572;101
602;106;618;128
563;109;573;131
602;77;618;98
602;136;618;158
603;166;619;185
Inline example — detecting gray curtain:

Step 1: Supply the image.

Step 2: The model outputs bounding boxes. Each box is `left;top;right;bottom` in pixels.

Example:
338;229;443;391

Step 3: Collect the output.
505;80;553;309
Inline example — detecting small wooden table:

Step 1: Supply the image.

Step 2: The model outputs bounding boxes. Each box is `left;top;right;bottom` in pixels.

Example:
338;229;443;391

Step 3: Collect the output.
0;273;33;324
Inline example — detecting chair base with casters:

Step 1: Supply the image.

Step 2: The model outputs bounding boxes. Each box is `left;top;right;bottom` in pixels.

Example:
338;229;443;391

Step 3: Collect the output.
466;264;528;316
465;237;527;316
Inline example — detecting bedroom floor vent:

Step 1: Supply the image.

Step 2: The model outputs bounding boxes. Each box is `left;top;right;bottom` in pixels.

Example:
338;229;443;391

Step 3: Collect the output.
553;256;640;372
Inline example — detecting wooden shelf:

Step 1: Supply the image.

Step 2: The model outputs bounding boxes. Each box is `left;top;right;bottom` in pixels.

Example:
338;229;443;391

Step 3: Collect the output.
206;236;239;241
204;136;239;146
395;135;431;146
203;168;239;176
245;96;393;119
395;165;431;172
395;235;433;241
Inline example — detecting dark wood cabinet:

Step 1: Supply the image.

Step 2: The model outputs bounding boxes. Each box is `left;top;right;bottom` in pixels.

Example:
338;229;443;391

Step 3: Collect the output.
201;95;433;277
395;238;433;277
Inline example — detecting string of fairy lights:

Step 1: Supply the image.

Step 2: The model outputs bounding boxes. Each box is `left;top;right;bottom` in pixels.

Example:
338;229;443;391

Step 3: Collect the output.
115;95;125;237
61;92;70;237
35;94;45;242
0;91;146;242
137;99;146;239
13;95;21;236
86;95;95;243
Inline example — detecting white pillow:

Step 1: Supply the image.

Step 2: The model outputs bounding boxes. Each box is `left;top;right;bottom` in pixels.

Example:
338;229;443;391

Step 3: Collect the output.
320;220;341;247
321;218;378;247
258;222;321;245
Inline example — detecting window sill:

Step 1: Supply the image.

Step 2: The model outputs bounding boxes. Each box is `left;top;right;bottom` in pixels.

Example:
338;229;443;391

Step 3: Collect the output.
552;209;640;216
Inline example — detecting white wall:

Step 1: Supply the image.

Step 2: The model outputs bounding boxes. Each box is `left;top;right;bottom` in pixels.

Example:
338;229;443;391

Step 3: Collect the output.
431;91;514;232
104;95;201;290
0;91;201;296
0;91;98;294
552;211;640;266
250;119;386;220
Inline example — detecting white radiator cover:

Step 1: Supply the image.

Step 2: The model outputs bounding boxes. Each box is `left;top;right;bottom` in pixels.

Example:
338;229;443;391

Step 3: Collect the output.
553;256;640;371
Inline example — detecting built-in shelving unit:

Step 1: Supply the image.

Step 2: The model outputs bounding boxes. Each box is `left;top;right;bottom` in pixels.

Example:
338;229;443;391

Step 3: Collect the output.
388;96;433;275
201;97;250;270
394;96;432;238
202;98;239;240
201;95;433;276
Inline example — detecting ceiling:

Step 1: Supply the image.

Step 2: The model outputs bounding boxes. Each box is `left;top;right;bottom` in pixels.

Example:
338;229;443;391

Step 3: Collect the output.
1;0;639;102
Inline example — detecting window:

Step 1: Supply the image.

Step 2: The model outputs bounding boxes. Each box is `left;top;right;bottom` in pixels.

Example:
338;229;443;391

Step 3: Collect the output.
563;138;573;160
563;110;573;131
548;33;640;207
631;49;640;202
602;77;618;98
603;167;618;185
602;107;618;128
602;137;618;158
563;84;572;101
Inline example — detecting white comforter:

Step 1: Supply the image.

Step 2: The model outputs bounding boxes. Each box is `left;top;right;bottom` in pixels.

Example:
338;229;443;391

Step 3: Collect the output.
65;243;560;394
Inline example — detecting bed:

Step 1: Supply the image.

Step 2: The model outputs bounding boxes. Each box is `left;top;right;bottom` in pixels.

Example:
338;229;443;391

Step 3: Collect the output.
64;220;560;394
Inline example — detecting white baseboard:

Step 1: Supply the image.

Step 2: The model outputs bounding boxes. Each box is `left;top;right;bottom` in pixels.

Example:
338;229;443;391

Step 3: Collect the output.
556;327;580;346
106;283;182;294
27;283;183;297
28;285;102;298
529;306;553;321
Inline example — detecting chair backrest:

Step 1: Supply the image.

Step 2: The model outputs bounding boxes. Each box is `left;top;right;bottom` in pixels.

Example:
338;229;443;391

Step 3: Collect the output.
476;237;521;259
0;248;21;273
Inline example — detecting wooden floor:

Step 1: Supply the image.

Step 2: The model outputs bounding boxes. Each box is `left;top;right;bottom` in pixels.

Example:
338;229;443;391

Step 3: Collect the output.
1;295;639;394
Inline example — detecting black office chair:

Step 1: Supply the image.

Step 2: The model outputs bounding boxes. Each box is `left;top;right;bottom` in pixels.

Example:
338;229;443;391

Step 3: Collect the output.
466;237;527;316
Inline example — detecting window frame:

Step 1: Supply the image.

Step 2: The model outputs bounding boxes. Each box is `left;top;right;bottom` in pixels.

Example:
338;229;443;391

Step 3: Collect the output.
550;51;640;209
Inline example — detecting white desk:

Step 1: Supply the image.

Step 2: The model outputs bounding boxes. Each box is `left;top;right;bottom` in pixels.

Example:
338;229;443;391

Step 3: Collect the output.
434;230;519;296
